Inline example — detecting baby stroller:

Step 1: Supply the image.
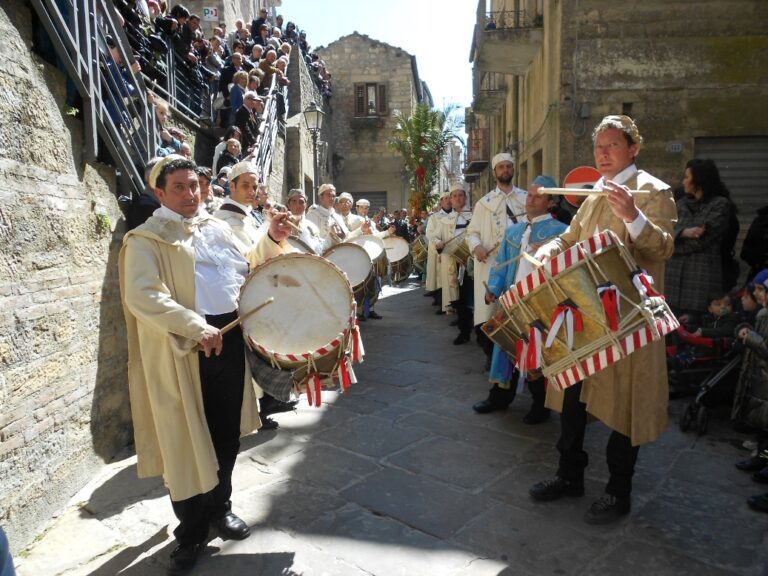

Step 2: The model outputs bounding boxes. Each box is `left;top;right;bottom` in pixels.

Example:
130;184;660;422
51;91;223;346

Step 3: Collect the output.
671;329;743;434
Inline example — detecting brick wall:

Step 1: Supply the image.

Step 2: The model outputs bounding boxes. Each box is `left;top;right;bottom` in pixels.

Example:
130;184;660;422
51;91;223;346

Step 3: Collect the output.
0;3;130;553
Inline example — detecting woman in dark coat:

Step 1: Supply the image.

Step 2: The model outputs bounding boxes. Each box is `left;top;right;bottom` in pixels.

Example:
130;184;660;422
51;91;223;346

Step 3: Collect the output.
665;159;733;317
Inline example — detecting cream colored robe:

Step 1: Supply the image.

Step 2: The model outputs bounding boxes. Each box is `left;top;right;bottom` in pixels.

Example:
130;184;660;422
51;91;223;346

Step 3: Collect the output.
539;170;677;445
424;211;445;292
119;213;284;501
466;186;526;325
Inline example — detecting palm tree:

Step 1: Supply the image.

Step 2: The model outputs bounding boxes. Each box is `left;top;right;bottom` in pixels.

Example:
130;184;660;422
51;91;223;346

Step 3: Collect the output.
388;103;464;212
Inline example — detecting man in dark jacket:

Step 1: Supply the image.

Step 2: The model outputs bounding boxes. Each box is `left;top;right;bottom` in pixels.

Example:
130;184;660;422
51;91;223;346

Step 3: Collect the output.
235;92;263;155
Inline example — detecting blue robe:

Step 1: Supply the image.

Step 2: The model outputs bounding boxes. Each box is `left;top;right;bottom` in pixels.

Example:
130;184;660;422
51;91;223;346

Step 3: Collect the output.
487;216;567;387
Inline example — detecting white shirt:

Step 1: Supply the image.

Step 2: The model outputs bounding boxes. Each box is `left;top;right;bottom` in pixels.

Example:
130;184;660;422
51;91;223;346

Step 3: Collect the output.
594;163;648;240
514;213;554;283
156;206;248;316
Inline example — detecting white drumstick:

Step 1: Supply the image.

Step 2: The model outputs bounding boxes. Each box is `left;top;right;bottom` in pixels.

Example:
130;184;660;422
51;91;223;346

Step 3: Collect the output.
540;187;651;196
220;297;275;335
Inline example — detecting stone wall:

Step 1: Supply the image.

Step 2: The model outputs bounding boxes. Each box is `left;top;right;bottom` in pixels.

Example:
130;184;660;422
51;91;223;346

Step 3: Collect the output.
318;33;420;211
0;2;130;553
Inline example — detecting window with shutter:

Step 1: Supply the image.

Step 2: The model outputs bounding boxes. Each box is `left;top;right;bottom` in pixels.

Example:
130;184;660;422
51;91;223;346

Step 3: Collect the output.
353;83;388;117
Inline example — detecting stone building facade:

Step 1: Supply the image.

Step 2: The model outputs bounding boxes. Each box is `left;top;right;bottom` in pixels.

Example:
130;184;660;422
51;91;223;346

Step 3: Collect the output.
467;0;768;254
317;33;431;212
0;3;130;552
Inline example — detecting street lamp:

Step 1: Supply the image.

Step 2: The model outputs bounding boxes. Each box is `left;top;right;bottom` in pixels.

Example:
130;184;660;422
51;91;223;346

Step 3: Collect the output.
303;100;324;205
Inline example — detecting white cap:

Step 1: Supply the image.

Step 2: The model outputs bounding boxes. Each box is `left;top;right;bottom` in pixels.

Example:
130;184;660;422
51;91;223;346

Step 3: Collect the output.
228;161;259;182
492;152;514;169
337;192;354;203
356;198;370;206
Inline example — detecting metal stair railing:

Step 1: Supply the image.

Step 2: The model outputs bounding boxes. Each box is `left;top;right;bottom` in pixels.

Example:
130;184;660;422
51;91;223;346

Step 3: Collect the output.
249;74;280;182
28;0;156;199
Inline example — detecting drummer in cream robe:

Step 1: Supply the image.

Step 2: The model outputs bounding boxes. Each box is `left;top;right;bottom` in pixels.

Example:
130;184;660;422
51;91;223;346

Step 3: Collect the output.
335;193;391;321
473;177;567;422
435;183;474;343
425;194;452;309
286;188;329;254
466;153;527;362
120;155;293;573
528;115;676;525
306;183;367;245
214;161;295;428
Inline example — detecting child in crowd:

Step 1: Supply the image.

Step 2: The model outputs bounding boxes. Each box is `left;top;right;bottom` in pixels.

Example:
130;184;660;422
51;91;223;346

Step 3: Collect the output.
731;269;768;512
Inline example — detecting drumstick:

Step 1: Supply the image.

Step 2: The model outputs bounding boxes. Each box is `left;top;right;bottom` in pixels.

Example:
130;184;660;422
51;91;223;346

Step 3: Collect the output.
482;280;494;296
521;251;543;267
284;218;302;233
540;187;651;196
220;297;275;335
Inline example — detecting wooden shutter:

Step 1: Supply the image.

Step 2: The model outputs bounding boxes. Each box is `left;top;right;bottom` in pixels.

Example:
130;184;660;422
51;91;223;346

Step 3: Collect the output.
377;84;387;115
354;83;365;117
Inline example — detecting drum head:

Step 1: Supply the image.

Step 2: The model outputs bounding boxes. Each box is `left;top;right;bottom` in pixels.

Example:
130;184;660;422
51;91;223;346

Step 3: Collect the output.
240;253;353;356
323;243;373;288
349;235;385;261
383;236;409;262
286;236;315;254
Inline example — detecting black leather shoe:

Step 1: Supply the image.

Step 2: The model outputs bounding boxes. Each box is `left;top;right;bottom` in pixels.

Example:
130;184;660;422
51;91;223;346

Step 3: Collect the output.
523;406;551;425
583;494;631;525
529;476;584;501
736;455;767;472
423;291;435;297
368;311;383;319
752;466;768;484
259;416;279;430
356;314;366;322
472;399;509;413
213;511;251;540
747;493;768;513
435;309;446;315
260;396;298;416
453;334;470;345
449;319;459;326
168;543;202;575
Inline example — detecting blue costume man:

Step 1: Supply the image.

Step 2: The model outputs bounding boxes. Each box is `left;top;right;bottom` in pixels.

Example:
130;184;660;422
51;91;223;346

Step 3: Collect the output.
473;176;568;423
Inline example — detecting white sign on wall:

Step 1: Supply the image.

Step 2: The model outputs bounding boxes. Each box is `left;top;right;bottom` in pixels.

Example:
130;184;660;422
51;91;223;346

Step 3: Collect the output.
202;7;219;21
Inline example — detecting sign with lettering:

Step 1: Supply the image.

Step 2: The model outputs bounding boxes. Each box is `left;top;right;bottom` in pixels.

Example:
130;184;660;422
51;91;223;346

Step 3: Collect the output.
202;7;219;21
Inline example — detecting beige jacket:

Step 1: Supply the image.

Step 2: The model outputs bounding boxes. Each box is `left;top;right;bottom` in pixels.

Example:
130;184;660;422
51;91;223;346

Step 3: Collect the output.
119;213;283;500
539;170;677;445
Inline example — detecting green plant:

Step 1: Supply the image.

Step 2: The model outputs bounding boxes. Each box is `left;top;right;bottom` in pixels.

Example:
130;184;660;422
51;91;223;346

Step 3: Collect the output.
95;213;111;235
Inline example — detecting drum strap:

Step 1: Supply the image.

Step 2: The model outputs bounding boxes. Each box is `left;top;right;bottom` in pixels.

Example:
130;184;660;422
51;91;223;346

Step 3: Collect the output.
506;203;519;224
218;203;247;216
455;222;468;230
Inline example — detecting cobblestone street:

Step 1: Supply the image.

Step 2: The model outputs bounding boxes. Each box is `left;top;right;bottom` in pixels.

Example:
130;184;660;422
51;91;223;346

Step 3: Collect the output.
17;281;768;576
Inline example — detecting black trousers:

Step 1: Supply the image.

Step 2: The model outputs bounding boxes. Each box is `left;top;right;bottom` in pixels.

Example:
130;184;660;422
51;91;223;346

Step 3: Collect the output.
556;381;639;498
453;271;474;338
171;311;245;545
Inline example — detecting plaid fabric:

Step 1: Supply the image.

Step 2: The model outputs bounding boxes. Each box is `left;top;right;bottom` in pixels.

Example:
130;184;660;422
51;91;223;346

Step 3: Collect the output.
665;195;732;313
244;345;295;402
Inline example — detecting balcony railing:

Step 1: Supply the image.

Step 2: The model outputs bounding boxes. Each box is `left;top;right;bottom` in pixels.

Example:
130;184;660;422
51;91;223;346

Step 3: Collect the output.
482;9;540;30
464;127;490;175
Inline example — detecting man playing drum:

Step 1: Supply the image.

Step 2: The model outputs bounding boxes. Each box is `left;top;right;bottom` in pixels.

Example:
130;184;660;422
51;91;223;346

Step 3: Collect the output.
473;177;567;422
306;183;369;244
425;193;452;309
119;156;294;573
434;182;473;340
466;153;527;364
214;162;297;428
286;188;328;255
528;115;676;524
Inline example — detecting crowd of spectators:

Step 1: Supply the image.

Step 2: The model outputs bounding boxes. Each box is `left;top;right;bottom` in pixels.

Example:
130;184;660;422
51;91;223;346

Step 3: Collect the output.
112;0;332;130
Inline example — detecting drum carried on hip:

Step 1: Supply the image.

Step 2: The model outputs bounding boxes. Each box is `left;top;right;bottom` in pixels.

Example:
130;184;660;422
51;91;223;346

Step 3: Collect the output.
442;231;471;267
322;243;376;306
239;253;365;406
411;235;428;265
482;230;678;390
383;236;412;284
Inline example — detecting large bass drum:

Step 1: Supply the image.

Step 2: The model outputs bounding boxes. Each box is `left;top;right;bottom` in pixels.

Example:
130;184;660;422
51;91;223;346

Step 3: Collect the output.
239;253;364;406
